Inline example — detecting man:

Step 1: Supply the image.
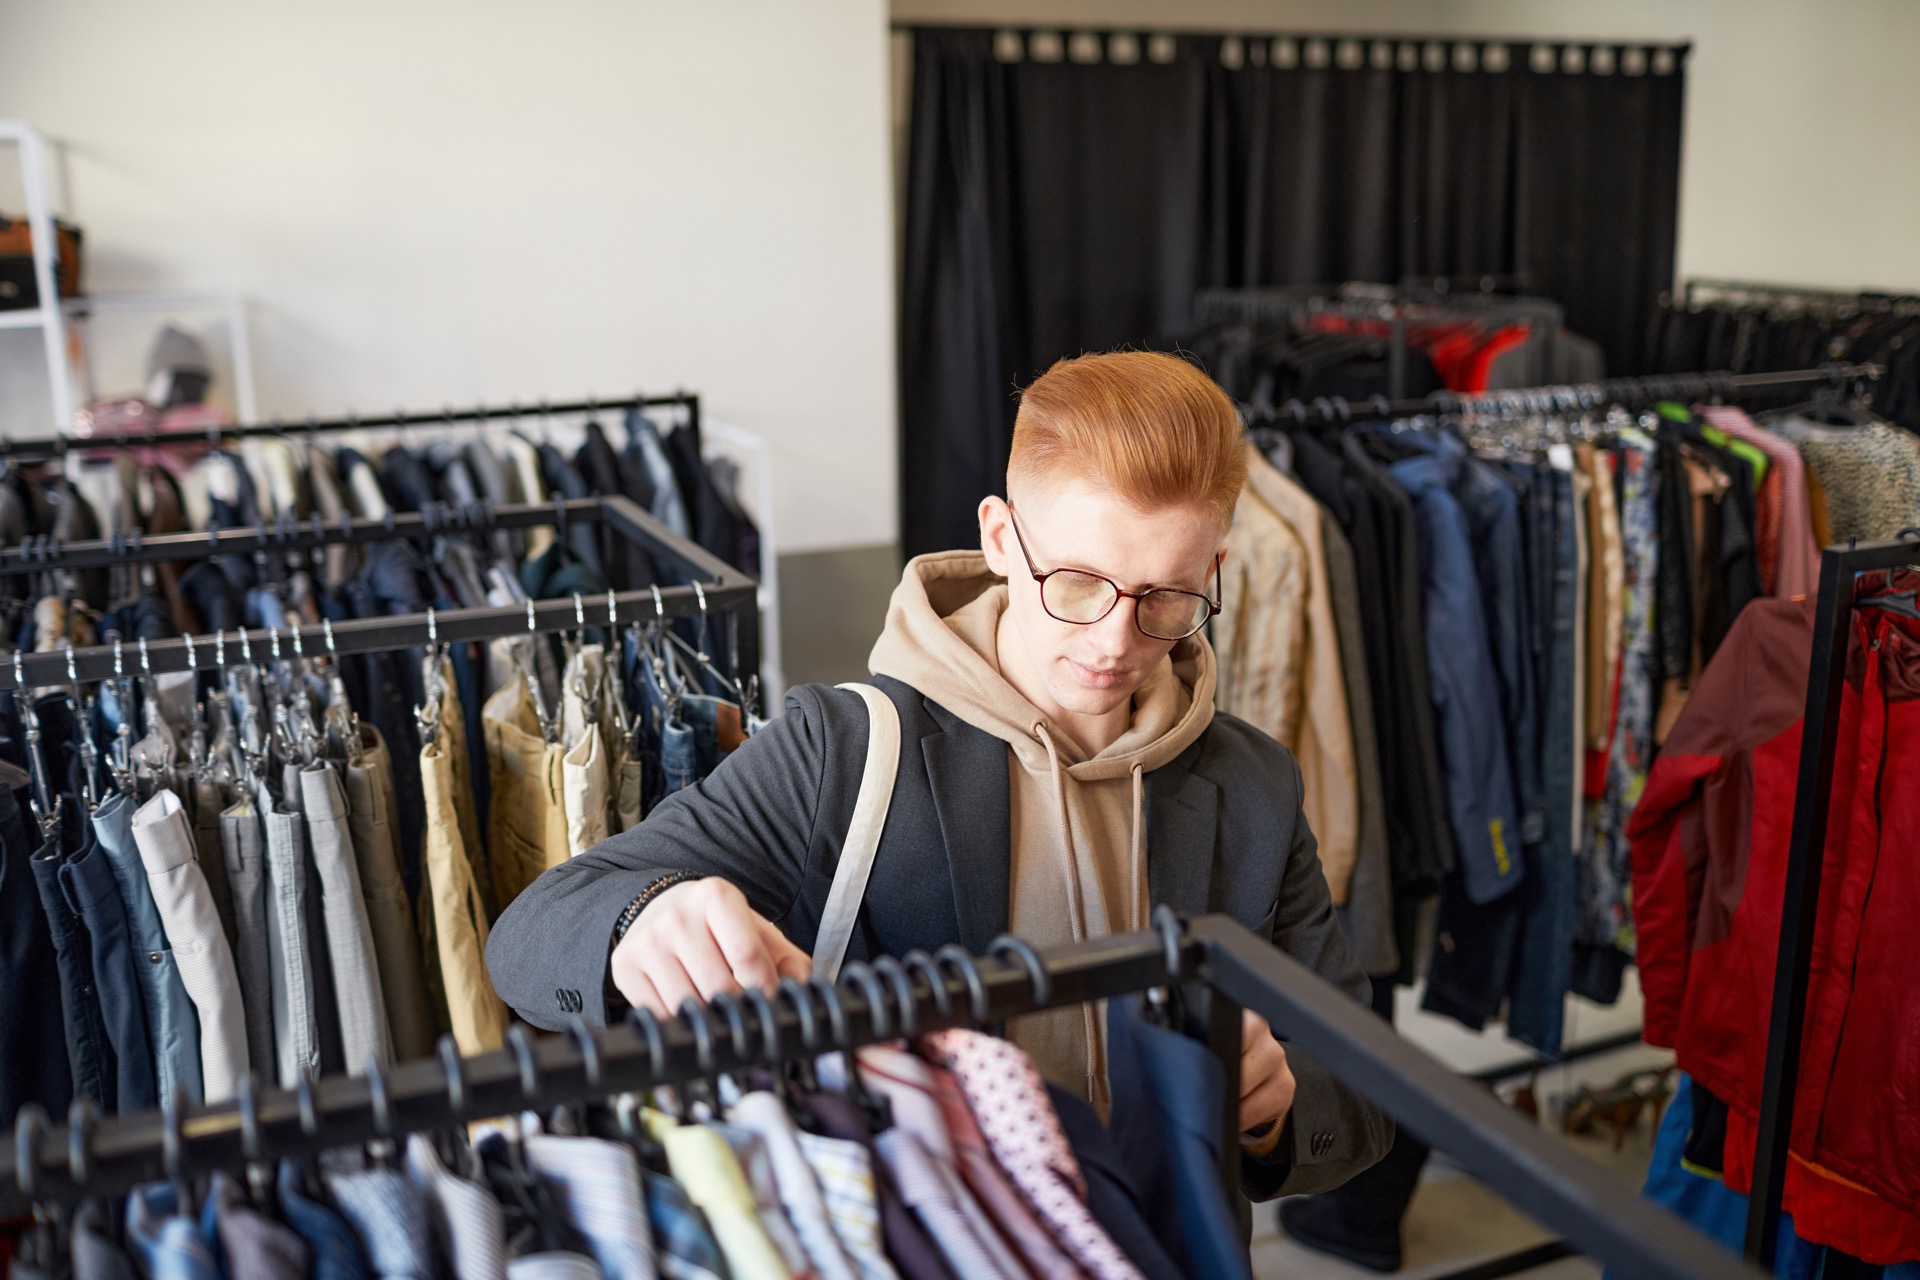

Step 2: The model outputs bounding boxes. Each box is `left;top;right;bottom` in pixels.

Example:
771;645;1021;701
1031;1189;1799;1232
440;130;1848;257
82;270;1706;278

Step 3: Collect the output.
488;350;1389;1195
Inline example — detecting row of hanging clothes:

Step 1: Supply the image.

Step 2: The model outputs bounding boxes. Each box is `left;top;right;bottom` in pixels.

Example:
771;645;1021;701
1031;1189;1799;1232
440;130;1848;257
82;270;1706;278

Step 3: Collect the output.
0;432;766;1136
1204;367;1906;1062
1170;283;1607;409
1645;278;1920;433
0;394;761;652
2;993;1258;1280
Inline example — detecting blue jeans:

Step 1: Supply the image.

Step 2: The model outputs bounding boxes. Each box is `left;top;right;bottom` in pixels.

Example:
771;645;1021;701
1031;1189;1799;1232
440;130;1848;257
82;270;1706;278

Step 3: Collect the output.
1507;465;1579;1058
628;634;740;807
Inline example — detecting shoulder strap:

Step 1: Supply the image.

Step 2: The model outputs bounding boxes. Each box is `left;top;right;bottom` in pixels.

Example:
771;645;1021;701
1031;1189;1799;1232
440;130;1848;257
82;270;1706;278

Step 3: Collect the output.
811;683;901;983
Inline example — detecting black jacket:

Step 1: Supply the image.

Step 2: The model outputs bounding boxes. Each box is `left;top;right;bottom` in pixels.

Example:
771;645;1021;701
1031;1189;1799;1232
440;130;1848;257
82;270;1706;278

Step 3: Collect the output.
487;675;1392;1197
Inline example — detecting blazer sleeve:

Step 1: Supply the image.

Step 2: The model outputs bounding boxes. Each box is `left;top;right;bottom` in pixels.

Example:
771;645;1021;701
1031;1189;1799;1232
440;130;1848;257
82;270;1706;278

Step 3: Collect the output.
1241;752;1395;1201
485;684;837;1031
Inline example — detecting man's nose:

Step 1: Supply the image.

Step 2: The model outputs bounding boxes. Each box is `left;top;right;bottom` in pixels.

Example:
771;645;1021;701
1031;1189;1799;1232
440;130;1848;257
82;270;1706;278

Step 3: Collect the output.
1087;597;1141;655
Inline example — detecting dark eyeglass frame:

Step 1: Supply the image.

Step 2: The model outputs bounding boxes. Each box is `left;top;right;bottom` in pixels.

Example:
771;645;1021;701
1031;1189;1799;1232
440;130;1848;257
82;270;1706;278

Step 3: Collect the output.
1006;504;1222;641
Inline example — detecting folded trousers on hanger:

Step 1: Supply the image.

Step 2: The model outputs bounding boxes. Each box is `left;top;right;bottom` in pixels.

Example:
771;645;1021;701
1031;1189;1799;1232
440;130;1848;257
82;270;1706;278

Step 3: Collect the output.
219;798;276;1080
345;727;437;1062
300;764;393;1075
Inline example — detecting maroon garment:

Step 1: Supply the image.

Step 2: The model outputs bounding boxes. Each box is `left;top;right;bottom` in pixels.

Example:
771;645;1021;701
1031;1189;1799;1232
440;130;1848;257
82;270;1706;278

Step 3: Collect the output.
795;1089;959;1280
1628;590;1920;1261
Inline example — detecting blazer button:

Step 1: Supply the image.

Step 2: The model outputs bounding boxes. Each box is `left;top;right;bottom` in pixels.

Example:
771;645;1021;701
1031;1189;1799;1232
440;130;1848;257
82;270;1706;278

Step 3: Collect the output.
1311;1131;1335;1158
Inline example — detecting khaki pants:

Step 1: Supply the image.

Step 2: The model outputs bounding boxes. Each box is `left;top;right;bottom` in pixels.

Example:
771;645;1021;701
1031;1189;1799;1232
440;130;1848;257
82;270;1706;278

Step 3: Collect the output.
422;663;508;1056
483;667;569;909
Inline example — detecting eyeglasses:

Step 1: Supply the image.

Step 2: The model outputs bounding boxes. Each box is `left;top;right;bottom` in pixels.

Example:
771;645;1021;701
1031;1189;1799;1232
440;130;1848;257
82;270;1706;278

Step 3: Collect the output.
1007;505;1221;642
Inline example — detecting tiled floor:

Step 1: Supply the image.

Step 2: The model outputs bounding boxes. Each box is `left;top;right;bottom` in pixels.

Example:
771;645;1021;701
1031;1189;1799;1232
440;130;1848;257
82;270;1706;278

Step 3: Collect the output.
1251;1043;1673;1279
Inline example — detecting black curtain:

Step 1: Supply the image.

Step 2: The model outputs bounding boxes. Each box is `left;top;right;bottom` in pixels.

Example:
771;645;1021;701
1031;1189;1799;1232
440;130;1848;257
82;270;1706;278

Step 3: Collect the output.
900;30;1686;558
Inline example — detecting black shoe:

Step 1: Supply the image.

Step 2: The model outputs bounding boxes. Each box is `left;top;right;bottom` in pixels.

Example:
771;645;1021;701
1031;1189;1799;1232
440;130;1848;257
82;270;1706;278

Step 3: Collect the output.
1278;1197;1403;1273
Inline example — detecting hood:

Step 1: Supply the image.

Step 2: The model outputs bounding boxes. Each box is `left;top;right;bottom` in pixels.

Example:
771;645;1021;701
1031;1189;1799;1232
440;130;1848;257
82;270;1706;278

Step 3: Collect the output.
867;551;1215;779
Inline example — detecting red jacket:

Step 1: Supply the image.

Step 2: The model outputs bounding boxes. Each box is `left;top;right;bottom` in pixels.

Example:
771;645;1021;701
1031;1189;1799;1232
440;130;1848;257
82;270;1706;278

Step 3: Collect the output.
1628;593;1920;1263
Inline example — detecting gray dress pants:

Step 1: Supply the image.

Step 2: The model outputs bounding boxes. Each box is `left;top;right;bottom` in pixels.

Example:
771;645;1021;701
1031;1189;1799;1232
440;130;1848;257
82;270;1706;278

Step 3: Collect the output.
220;795;277;1079
301;763;393;1073
263;797;322;1089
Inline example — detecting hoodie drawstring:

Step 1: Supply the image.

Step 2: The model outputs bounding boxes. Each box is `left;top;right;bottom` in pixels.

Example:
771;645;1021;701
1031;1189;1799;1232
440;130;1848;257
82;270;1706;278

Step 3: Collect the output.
1033;722;1085;940
1130;762;1145;929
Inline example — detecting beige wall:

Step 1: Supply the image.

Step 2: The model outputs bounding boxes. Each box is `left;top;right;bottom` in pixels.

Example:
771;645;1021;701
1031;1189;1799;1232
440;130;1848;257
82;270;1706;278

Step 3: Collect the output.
893;0;1920;297
0;1;899;552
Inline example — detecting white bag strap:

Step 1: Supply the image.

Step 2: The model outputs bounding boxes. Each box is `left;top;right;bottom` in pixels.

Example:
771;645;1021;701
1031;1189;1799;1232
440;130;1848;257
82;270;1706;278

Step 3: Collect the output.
811;683;901;983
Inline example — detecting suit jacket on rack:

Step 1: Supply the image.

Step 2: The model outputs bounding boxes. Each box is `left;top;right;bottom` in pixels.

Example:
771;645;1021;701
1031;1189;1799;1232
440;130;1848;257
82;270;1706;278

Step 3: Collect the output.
488;676;1392;1199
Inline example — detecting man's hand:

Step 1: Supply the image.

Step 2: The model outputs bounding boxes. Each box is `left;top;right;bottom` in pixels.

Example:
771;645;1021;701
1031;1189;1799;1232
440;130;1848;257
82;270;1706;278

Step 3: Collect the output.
1240;1009;1296;1133
610;877;812;1017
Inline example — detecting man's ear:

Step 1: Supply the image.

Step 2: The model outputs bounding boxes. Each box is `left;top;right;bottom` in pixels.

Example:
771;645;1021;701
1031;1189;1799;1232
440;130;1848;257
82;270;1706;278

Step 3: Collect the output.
979;495;1013;577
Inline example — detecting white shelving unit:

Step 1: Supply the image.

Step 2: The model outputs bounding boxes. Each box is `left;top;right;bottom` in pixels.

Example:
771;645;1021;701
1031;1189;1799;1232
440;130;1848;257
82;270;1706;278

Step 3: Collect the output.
1;121;258;429
0;120;74;430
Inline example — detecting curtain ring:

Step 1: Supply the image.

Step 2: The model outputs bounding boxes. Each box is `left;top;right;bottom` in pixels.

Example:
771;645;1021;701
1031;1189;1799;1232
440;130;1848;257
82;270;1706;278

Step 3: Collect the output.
437;1036;468;1117
990;935;1052;1006
12;1103;47;1198
66;1097;99;1188
564;1015;604;1092
838;963;893;1040
1152;904;1186;980
776;977;820;1053
625;1006;668;1081
900;950;952;1019
870;957;919;1037
806;975;851;1051
934;945;991;1023
506;1024;542;1100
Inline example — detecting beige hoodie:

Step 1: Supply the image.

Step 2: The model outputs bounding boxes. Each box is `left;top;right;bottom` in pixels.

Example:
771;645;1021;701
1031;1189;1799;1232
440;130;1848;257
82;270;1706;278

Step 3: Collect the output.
868;551;1216;1105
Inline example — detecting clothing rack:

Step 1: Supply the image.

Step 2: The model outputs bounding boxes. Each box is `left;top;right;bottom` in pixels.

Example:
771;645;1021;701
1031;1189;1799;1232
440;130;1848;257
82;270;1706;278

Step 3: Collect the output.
0;494;761;693
1680;277;1920;317
0;392;700;463
1192;283;1567;400
0;911;1761;1280
1744;536;1920;1267
1244;361;1884;425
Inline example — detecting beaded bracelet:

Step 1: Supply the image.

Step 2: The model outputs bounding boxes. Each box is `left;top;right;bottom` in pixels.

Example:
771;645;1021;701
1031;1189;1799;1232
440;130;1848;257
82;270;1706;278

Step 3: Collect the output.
612;871;705;942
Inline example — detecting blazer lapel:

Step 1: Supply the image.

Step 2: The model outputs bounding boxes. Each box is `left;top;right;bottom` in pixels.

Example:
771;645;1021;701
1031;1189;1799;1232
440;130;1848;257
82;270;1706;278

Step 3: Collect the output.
922;720;1011;956
1147;744;1221;918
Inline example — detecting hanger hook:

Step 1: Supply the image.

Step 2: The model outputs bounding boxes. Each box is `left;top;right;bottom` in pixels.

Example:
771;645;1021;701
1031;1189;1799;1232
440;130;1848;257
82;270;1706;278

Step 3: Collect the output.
990;935;1052;1007
710;992;754;1066
564;1014;604;1092
625;1006;668;1082
236;1073;264;1166
506;1023;542;1100
66;1097;99;1188
64;640;76;685
934;945;991;1023
437;1036;468;1118
11;648;22;692
573;593;585;633
1151;904;1186;981
214;629;227;669
161;1086;193;1209
322;618;337;658
138;636;152;679
238;628;252;666
527;598;537;634
839;963;893;1040
692;581;708;619
12;1103;47;1199
607;589;619;629
290;620;303;658
268;627;280;662
113;637;124;679
900;950;952;1020
680;998;717;1077
806;974;852;1051
426;607;437;650
651;585;665;621
365;1056;393;1143
776;977;820;1053
870;956;919;1037
183;632;197;672
295;1066;320;1137
743;986;784;1064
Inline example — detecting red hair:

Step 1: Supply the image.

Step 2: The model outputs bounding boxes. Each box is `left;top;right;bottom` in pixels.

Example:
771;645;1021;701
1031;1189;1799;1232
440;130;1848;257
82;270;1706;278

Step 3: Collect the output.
1007;351;1245;533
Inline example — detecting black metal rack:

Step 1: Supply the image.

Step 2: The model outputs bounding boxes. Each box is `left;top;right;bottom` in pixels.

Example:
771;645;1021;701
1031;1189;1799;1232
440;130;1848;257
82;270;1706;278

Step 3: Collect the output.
0;494;761;693
0;391;700;464
1744;537;1920;1267
1241;362;1883;426
0;913;1761;1280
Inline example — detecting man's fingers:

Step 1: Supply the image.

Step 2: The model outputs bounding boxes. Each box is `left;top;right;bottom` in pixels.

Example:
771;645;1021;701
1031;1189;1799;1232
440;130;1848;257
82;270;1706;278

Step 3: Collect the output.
1240;1072;1295;1132
757;917;814;981
709;901;783;993
636;945;703;1015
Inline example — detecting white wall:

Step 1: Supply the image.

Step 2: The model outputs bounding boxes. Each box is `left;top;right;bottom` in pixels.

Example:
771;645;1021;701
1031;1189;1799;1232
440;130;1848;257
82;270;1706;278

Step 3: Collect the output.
0;1;898;553
893;0;1920;297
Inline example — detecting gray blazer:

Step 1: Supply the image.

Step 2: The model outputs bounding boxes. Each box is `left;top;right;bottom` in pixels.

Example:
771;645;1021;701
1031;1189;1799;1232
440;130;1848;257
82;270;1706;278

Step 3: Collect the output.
486;675;1392;1198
